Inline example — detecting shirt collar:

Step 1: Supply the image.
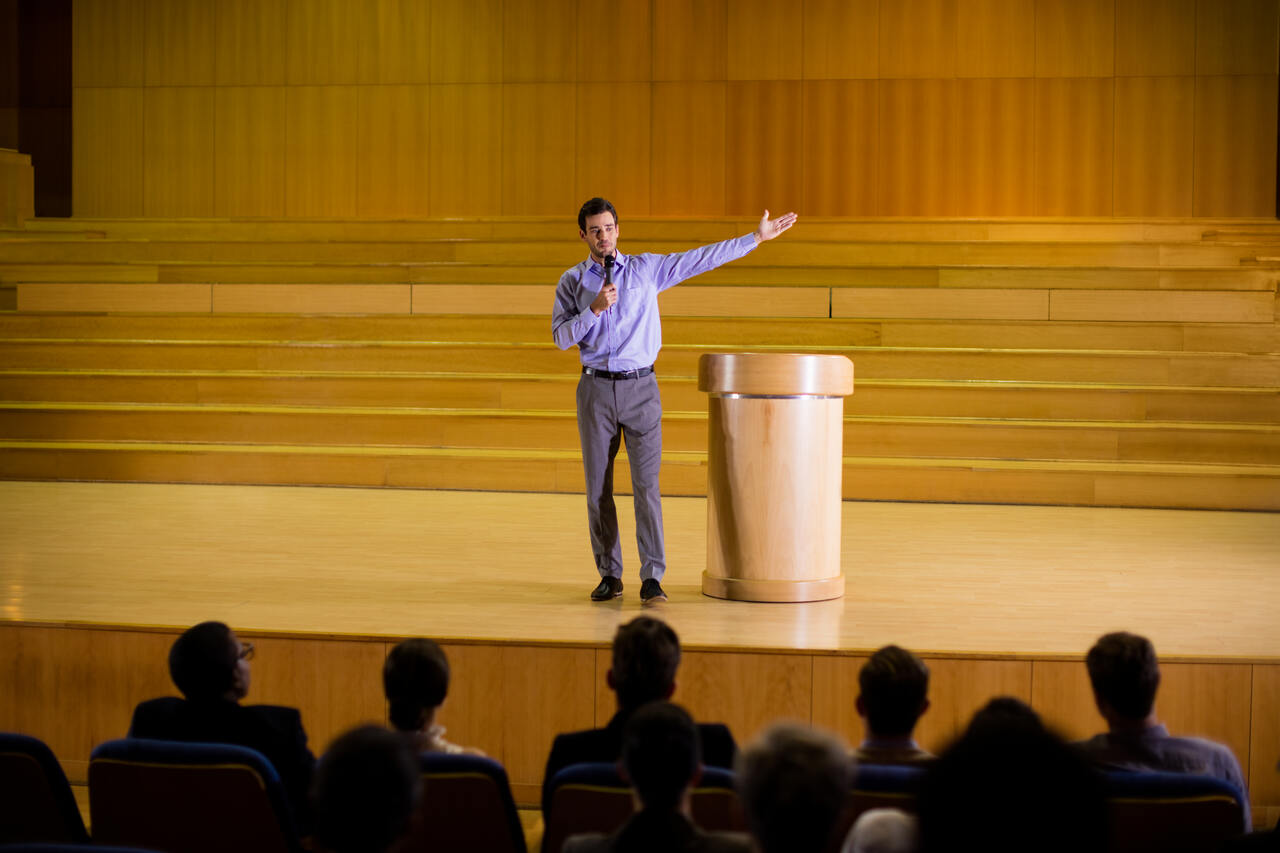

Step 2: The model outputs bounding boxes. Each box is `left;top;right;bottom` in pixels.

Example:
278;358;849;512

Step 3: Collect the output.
587;251;627;276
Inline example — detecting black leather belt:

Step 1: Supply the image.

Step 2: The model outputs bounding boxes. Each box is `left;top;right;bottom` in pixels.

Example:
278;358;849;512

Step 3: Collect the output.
582;366;654;380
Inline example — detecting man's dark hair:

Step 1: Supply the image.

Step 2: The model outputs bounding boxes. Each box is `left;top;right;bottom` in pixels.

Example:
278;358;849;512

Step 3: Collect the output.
1085;631;1161;720
578;197;617;232
737;723;852;853
859;645;930;737
622;701;701;811
168;621;238;701
611;616;680;710
918;698;1107;853
383;638;450;732
311;725;420;853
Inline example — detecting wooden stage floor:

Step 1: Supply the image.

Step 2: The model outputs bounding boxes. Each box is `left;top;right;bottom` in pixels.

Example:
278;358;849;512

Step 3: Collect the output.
2;480;1277;661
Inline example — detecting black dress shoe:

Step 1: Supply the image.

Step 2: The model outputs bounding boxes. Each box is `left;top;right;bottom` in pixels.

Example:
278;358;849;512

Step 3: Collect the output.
640;578;668;603
591;576;623;601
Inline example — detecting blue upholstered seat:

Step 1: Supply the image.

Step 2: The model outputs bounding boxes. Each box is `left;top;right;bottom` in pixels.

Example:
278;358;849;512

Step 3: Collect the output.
392;752;527;853
1103;769;1248;853
0;732;89;845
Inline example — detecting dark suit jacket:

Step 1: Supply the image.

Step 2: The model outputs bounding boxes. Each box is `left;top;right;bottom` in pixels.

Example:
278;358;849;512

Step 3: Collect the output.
129;696;316;834
542;708;738;817
562;810;755;853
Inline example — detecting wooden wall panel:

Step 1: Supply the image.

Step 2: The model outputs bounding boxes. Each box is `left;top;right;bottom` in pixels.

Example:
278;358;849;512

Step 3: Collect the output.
651;82;726;215
810;655;870;748
576;83;651;215
725;81;803;215
915;659;1033;754
726;0;803;80
144;0;215;86
436;644;507;761
1036;0;1115;77
214;0;287;86
500;646;596;788
676;651;814;747
244;635;387;755
143;87;215;217
357;0;431;85
578;0;651;82
357;85;430;218
285;0;361;85
1114;76;1194;216
1159;662;1253;774
1115;0;1197;76
285;86;359;217
73;0;144;87
801;0;877;79
1194;75;1279;217
214;86;287;217
430;0;502;84
19;283;212;312
878;79;955;215
1030;660;1101;740
652;0;726;81
503;0;576;83
1251;666;1280;814
501;84;577;215
72;87;143;216
1035;77;1114;215
880;0;958;78
0;626;176;762
1196;0;1280;75
213;284;412;313
428;84;502;216
801;80;878;215
955;0;1036;77
953;78;1035;214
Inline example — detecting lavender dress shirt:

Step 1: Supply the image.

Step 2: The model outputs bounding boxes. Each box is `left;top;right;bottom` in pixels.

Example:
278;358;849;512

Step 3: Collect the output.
552;234;757;370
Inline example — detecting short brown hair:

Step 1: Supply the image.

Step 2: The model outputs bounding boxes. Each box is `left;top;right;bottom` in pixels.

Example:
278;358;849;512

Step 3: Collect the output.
1086;631;1161;720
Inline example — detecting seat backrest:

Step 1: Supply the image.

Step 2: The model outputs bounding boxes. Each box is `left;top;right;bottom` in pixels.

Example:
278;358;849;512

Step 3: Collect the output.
88;738;300;853
0;732;90;844
392;752;527;853
0;844;161;853
828;763;927;853
542;762;746;853
1104;769;1247;853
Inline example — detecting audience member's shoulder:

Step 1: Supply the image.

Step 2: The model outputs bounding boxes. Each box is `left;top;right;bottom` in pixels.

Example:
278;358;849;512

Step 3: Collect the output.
561;832;609;853
128;695;184;733
698;830;757;853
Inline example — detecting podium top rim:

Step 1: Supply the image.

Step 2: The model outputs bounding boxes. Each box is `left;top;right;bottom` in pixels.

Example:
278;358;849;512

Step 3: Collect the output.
697;353;854;396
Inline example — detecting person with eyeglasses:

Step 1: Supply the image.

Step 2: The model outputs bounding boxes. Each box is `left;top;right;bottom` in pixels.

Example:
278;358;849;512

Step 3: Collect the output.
128;620;317;834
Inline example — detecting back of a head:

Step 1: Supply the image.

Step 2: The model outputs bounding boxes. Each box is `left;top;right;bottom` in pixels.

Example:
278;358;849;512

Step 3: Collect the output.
312;725;420;853
168;621;237;701
611;616;680;710
737;722;852;853
622;701;701;811
859;645;930;737
383;638;450;732
917;697;1106;853
843;808;919;853
1086;631;1161;720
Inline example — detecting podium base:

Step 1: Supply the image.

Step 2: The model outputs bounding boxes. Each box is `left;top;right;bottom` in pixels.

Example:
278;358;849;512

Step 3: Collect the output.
701;571;845;603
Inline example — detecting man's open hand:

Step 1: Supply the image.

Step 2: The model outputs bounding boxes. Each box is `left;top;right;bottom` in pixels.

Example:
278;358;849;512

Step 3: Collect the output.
755;210;799;244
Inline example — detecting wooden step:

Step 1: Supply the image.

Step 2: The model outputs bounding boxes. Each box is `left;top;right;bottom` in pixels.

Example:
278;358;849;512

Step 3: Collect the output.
1;313;1276;354
2;439;1275;511
2;371;1275;424
2;339;1276;386
3;403;1276;466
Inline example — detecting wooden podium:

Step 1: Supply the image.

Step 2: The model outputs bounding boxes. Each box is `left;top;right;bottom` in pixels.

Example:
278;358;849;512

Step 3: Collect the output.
698;353;855;602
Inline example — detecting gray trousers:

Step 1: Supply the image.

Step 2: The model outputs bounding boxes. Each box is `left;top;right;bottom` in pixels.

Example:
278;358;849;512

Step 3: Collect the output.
576;371;665;581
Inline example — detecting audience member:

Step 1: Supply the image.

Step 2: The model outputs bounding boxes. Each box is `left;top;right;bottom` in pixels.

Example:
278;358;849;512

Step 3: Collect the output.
311;725;420;853
129;620;315;832
562;702;755;853
383;637;483;756
842;808;918;853
1076;631;1250;828
542;616;737;816
917;697;1107;853
854;646;933;765
737;722;852;853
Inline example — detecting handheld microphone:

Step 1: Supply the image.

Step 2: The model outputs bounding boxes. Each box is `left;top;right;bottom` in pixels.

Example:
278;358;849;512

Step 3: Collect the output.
604;254;615;287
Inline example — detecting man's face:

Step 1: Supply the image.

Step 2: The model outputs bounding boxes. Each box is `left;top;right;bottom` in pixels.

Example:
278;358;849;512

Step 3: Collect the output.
580;211;619;263
230;632;251;700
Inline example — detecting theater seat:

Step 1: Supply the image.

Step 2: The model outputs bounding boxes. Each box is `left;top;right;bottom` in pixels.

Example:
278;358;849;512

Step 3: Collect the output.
391;752;526;853
88;738;301;853
1104;769;1248;853
828;763;927;852
0;732;89;844
541;762;744;853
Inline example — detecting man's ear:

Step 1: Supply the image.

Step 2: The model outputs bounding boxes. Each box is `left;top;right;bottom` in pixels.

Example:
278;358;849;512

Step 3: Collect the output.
690;763;704;788
855;695;866;717
616;758;630;785
607;669;616;690
663;680;676;700
919;698;931;717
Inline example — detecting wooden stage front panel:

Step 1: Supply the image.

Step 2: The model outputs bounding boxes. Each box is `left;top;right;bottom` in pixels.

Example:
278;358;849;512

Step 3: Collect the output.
0;481;1277;823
